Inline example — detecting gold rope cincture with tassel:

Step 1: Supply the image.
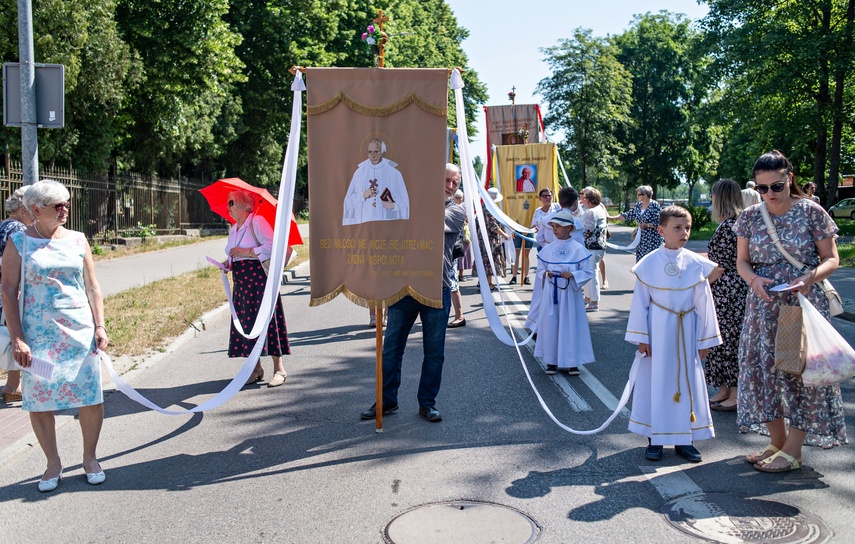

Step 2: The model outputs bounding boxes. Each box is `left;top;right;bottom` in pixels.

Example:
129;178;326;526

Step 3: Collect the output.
650;300;697;423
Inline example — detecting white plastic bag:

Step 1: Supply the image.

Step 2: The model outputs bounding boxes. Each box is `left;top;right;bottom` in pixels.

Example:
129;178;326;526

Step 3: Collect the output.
799;293;855;387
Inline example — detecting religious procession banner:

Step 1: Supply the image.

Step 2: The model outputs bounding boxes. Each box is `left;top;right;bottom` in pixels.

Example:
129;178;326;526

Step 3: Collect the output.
307;67;448;308
484;104;544;146
494;142;559;228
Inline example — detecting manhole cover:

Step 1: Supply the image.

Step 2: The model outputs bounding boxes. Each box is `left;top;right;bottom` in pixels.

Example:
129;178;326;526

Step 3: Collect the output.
662;493;831;544
383;500;540;544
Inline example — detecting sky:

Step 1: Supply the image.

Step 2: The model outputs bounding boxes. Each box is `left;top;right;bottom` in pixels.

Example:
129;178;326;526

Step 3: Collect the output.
444;0;710;161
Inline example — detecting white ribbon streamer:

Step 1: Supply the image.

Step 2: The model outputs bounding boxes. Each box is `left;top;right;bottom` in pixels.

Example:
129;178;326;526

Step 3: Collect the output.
605;226;641;252
453;69;634;434
103;71;305;414
228;71;303;339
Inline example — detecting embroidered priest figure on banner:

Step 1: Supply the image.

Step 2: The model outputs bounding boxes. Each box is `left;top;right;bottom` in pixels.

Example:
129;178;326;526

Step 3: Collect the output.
343;138;410;225
307;67;448;309
533;210;595;374
624;224;721;447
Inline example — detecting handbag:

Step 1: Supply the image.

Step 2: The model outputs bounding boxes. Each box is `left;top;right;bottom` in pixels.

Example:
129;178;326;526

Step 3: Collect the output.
248;216;271;275
452;240;465;260
773;305;807;375
584;226;607;250
759;203;844;316
0;235;26;372
798;293;855;386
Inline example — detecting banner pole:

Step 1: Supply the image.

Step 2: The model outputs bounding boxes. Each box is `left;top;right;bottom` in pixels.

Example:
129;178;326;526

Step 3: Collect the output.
375;305;384;432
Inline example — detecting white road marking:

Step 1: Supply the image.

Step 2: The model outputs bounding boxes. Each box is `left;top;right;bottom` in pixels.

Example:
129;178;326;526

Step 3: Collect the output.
639;464;704;501
495;284;631;415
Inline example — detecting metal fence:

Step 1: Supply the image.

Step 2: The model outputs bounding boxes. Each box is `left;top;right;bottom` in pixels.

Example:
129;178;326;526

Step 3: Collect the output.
0;159;307;242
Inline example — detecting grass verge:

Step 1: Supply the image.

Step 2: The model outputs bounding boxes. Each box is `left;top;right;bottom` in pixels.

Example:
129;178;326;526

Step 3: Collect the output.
839;243;855;268
103;237;308;357
92;235;227;262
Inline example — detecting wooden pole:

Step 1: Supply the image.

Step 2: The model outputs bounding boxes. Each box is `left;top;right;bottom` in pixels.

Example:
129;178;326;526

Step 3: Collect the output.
375;304;383;431
373;10;390;68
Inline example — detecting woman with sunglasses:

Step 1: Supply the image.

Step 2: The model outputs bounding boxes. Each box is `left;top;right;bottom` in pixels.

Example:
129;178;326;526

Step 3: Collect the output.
1;180;110;492
607;185;662;261
733;150;844;473
224;190;290;388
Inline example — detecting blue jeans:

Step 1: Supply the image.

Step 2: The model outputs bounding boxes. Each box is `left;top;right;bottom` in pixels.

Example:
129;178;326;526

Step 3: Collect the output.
382;288;451;408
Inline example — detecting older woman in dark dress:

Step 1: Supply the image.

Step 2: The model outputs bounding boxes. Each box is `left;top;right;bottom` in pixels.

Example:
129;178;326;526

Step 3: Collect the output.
225;190;290;387
608;185;662;261
704;179;746;412
734;150;845;473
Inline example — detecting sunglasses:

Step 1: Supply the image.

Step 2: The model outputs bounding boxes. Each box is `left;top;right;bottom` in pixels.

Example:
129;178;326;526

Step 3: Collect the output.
52;201;71;212
755;181;787;194
540;194;553;198
227;200;235;207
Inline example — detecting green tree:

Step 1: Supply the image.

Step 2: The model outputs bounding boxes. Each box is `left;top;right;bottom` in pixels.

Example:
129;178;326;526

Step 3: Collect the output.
115;0;246;175
702;0;855;204
0;0;139;173
537;28;632;186
613;12;698;198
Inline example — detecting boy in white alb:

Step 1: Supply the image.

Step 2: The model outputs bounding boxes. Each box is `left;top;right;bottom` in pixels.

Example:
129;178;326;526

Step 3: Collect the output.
625;206;721;463
534;210;595;376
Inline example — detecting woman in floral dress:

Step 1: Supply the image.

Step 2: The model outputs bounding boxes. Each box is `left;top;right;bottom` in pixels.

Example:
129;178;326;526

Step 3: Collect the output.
477;188;510;290
734;150;845;473
1;180;110;492
608;185;662;261
705;179;746;411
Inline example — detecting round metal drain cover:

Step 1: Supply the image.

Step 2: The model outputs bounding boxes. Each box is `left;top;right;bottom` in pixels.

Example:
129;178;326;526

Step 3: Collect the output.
384;500;540;543
662;493;831;543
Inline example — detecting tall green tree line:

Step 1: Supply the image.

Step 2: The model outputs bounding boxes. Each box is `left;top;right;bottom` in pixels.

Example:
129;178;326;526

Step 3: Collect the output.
0;0;486;190
537;5;855;206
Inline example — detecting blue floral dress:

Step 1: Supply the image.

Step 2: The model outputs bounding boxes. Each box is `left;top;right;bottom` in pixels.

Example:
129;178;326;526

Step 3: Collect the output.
0;219;27;313
11;231;102;412
733;199;846;448
622;200;663;261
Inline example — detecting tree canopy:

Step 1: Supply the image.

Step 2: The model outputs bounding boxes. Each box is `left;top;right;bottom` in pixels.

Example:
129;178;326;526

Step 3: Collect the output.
1;0;488;191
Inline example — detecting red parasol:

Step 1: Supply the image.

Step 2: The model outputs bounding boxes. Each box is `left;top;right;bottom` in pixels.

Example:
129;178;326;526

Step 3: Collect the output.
199;177;303;246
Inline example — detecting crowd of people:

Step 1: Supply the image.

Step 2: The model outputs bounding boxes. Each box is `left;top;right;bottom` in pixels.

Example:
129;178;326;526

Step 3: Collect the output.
447;149;846;470
1;147;846;494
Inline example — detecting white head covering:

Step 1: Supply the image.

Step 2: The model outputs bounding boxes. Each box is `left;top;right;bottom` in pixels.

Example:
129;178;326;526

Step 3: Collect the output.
487;187;503;203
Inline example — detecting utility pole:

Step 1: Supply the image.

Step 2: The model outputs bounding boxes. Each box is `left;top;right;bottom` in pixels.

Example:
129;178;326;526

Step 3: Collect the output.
18;0;38;185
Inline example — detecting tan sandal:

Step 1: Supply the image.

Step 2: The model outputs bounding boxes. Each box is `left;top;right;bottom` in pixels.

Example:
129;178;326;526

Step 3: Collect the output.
745;444;780;464
754;450;801;473
268;371;287;388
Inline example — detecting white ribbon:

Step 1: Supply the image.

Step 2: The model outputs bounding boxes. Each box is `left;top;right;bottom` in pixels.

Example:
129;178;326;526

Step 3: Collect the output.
453;69;634;434
605;227;641;252
228;70;303;339
104;71;305;414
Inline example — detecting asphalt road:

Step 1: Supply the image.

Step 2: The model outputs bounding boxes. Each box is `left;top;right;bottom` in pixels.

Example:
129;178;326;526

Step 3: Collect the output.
1;227;853;543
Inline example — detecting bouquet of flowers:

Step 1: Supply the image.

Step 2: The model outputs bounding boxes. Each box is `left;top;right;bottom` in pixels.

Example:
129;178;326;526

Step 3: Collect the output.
361;25;387;50
517;127;530;143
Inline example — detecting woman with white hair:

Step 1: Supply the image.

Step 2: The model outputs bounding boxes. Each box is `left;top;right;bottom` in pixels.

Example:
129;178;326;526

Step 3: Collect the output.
224;189;290;387
1;180;109;492
0;188;34;403
607;185;663;261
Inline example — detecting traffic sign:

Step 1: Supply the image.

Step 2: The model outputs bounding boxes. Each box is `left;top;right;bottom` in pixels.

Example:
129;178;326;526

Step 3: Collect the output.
2;62;65;128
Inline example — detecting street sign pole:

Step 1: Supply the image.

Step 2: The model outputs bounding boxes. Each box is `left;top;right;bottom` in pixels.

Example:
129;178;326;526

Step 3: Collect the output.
17;0;38;185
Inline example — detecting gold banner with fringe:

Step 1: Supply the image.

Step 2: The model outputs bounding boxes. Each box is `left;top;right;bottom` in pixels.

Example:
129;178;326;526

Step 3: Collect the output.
307;68;449;308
